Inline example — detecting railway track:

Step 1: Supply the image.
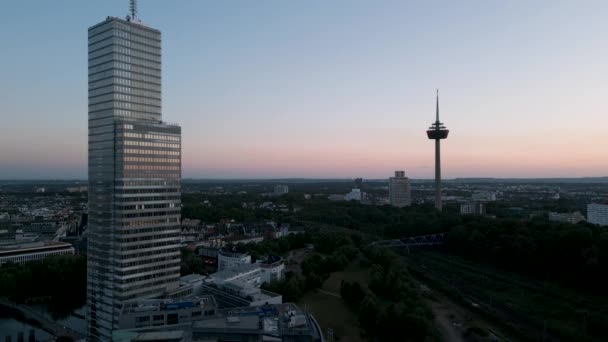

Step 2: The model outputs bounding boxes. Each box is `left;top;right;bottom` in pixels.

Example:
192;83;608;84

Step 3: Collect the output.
404;252;566;341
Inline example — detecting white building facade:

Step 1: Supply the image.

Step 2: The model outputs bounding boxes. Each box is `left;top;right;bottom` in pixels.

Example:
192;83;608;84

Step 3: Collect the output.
344;189;362;201
257;256;284;284
273;185;289;196
217;249;252;271
588;204;608;226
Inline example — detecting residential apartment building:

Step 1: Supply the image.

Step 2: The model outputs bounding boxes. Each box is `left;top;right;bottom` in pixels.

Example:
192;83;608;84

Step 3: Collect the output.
389;171;412;207
460;202;486;216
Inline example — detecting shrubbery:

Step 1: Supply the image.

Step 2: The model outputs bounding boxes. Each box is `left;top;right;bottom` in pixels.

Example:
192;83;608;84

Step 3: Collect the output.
446;217;608;292
0;255;87;319
262;231;359;301
355;246;434;341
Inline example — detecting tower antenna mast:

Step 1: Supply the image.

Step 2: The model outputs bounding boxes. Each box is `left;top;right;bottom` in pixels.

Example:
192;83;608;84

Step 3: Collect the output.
129;0;138;20
436;89;439;122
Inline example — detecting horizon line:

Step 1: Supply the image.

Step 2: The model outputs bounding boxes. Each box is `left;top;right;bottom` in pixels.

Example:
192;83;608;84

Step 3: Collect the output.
1;176;608;182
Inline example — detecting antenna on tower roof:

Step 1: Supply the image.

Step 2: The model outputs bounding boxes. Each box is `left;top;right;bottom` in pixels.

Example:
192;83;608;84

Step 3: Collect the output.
436;89;439;122
129;0;138;20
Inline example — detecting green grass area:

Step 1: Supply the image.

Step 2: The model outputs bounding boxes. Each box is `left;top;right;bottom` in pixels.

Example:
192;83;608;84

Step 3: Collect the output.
405;250;608;341
299;291;365;342
298;260;369;342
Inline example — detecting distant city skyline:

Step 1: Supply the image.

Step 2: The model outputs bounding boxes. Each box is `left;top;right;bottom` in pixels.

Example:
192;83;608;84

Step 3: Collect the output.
1;0;608;179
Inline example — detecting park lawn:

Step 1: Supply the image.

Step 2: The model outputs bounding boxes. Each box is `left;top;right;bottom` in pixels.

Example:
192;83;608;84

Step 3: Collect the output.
299;260;371;342
299;291;365;342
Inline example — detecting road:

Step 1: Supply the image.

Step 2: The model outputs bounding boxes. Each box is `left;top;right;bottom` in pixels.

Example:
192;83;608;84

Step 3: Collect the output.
316;289;341;298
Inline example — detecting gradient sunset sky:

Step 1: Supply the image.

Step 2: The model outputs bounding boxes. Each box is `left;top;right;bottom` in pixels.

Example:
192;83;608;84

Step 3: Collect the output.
0;0;607;179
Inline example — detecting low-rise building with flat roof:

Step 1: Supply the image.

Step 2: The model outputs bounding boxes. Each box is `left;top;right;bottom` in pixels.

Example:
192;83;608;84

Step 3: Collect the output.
119;296;217;330
548;211;585;224
114;302;323;342
200;282;282;308
0;241;75;265
29;221;57;235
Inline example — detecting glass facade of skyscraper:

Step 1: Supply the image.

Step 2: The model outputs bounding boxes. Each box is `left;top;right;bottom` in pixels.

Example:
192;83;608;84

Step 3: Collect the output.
87;17;181;341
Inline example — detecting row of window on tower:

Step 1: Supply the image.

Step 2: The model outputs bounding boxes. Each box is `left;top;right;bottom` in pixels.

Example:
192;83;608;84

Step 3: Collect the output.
123;172;181;179
89;27;160;48
89;35;159;57
110;22;161;43
122;148;180;156
89;51;161;72
115;261;180;277
122;140;179;149
114;196;181;204
89;45;161;65
110;76;161;91
89;69;160;85
124;164;180;171
89;61;160;78
122;156;180;164
89;93;161;108
120;217;179;227
119;132;180;141
109;109;160;121
89;100;160;113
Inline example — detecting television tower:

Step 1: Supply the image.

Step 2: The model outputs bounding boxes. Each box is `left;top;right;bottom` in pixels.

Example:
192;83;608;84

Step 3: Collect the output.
426;90;449;211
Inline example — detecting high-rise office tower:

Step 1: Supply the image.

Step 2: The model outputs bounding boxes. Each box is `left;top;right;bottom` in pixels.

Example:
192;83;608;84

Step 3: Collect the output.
389;171;412;207
426;90;449;211
87;3;182;340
